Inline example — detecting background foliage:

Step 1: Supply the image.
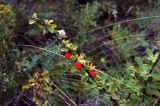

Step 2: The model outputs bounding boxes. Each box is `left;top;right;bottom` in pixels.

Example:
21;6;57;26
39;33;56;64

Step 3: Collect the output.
0;0;160;106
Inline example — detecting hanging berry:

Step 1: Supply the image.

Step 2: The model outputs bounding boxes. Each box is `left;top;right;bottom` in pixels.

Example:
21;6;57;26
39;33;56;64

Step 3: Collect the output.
131;72;136;81
75;62;82;70
90;71;96;78
133;76;136;81
65;52;71;60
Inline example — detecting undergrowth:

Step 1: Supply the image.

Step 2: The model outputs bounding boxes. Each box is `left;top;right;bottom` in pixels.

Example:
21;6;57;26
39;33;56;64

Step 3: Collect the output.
0;1;160;106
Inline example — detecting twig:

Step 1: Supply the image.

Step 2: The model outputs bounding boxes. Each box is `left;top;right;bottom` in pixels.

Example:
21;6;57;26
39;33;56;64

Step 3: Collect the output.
22;94;33;103
14;92;23;106
52;82;77;106
22;96;31;106
58;94;72;106
95;95;99;106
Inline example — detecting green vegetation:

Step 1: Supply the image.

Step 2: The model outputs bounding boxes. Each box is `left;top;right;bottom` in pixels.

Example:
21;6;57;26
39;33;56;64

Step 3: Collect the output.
0;1;160;106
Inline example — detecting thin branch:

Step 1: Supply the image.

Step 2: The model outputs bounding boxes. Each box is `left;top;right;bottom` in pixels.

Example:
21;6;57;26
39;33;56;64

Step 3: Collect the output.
14;92;23;106
58;94;72;106
87;15;160;33
52;82;77;106
22;96;31;106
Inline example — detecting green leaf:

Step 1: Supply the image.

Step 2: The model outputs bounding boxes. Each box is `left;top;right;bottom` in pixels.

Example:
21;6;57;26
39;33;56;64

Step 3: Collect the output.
148;82;160;89
42;70;49;76
141;64;151;72
43;29;47;34
71;45;78;51
82;76;89;83
38;24;45;29
71;69;77;73
60;48;68;52
101;74;107;84
62;40;78;51
108;82;119;92
147;51;159;63
125;81;142;92
29;20;36;25
146;88;160;96
47;24;57;33
112;93;119;100
149;73;160;81
146;48;152;58
135;57;143;68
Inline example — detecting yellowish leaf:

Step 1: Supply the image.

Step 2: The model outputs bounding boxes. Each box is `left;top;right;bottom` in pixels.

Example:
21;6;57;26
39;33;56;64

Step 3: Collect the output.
88;63;96;72
74;53;86;63
22;84;31;90
44;19;54;25
29;77;34;83
156;40;160;46
33;72;40;79
29;20;36;25
43;76;50;84
32;13;38;19
42;70;49;76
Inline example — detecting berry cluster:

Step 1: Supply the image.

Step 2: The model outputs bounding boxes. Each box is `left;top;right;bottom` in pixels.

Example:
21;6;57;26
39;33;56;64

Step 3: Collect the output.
29;13;97;80
64;52;96;78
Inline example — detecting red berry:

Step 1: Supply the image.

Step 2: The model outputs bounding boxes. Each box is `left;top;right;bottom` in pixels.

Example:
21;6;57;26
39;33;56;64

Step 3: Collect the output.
75;63;82;70
90;71;96;78
133;76;136;81
65;52;71;60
